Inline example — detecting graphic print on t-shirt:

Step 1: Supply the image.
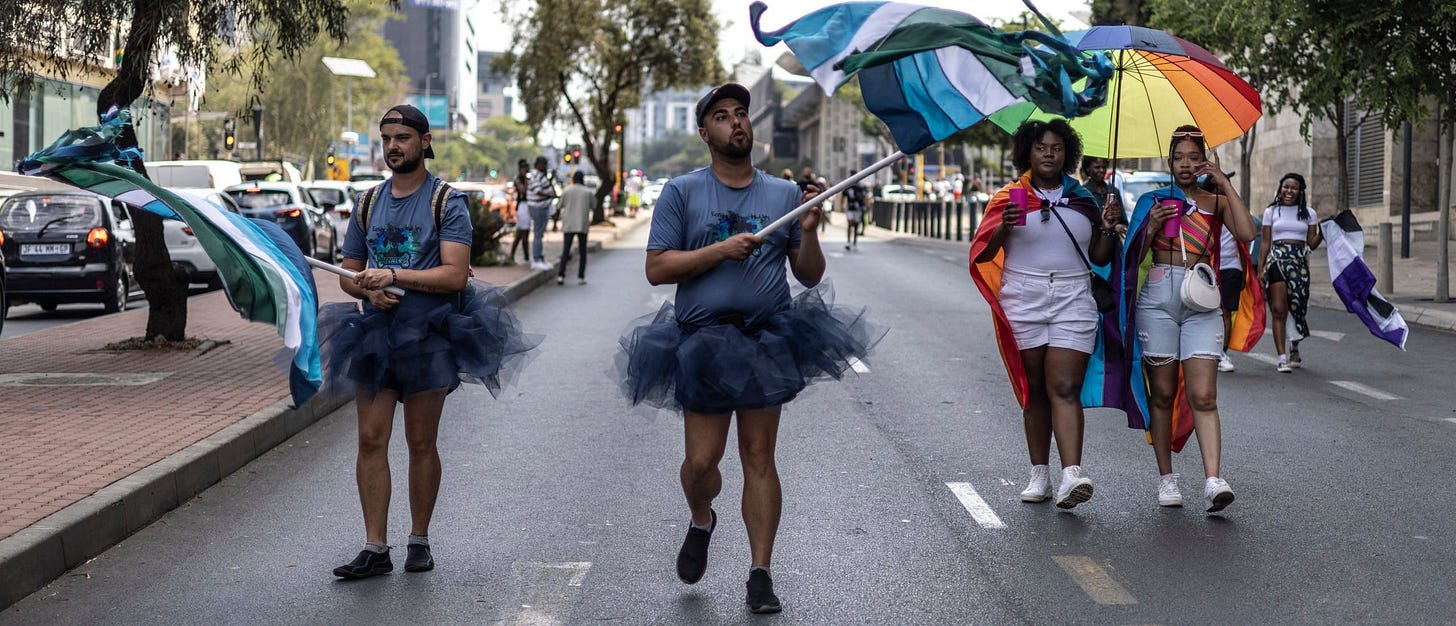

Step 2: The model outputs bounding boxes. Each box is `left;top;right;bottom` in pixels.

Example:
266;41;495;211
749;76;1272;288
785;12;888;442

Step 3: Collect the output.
709;210;769;254
368;225;422;268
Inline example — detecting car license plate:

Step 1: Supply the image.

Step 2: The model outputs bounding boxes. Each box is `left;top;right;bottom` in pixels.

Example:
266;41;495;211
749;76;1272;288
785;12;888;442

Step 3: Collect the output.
21;243;71;255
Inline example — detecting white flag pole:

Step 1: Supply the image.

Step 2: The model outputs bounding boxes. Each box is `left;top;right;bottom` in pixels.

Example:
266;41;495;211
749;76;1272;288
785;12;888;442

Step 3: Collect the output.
305;256;407;297
754;150;907;238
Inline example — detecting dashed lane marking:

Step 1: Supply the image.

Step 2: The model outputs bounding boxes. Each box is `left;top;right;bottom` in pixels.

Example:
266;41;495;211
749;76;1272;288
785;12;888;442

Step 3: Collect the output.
1052;556;1138;605
945;482;1006;529
849;357;870;373
1330;380;1401;401
1243;352;1279;366
1443;418;1456;425
1310;330;1346;342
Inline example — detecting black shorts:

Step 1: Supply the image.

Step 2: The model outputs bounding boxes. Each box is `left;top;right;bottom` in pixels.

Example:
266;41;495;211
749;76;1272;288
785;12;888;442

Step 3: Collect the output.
1264;264;1286;285
1219;268;1244;312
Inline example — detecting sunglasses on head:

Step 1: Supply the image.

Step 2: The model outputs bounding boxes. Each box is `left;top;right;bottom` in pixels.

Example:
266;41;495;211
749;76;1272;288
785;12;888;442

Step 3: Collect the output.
1171;130;1204;139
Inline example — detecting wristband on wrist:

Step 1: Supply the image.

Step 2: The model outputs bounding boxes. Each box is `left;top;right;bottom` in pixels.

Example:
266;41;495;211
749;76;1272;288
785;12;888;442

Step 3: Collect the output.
389;268;397;286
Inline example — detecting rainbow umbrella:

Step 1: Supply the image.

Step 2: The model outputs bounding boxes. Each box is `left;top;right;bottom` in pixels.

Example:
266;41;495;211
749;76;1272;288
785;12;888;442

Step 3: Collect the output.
989;25;1262;158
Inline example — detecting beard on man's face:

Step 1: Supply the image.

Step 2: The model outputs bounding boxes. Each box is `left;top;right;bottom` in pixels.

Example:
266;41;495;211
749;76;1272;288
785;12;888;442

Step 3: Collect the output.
709;130;753;160
387;149;423;174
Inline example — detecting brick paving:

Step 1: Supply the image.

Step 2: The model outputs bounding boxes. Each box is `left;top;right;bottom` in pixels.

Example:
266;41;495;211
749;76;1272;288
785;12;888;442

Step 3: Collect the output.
0;262;531;541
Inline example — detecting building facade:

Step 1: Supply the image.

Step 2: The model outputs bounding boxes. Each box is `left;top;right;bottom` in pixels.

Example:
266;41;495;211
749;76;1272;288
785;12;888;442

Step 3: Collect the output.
475;50;515;121
384;0;478;132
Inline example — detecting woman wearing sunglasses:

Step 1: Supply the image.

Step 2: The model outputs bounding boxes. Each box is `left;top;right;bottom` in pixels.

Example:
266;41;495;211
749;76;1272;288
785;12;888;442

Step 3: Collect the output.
1120;125;1260;513
970;119;1125;510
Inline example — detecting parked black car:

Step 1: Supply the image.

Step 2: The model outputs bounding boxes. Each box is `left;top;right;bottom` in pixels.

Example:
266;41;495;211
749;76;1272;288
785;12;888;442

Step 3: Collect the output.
224;182;337;261
0;190;135;313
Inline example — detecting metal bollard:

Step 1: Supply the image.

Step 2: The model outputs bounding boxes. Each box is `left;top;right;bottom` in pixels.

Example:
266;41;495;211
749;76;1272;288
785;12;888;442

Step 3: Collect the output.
1378;222;1394;294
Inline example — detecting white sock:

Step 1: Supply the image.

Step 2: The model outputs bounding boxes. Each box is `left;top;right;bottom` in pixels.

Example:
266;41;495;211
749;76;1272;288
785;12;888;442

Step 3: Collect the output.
690;518;712;532
364;541;389;554
408;534;429;547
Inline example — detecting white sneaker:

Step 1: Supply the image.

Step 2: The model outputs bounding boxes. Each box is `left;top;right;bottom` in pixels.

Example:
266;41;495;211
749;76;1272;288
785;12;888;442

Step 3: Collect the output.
1020;465;1051;503
577;278;588;285
1276;355;1292;373
1205;477;1234;513
1157;473;1183;507
1218;353;1235;372
1054;465;1094;509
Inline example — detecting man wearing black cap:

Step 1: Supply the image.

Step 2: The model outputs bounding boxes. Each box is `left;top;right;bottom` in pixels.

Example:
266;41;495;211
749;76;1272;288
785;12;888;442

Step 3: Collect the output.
636;83;826;614
330;104;472;579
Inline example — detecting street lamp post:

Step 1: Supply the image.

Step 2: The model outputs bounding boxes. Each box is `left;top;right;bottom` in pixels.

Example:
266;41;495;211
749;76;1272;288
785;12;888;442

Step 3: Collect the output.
322;57;377;170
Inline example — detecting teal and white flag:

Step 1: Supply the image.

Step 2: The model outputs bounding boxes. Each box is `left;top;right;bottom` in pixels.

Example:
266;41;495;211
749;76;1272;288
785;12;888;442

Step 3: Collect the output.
20;109;324;405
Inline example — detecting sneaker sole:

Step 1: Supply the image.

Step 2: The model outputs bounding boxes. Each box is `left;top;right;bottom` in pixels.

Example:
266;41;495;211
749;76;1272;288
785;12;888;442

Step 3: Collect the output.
1055;482;1093;509
748;602;783;614
1206;491;1235;513
1159;497;1184;507
332;566;392;579
404;562;434;572
1020;491;1051;503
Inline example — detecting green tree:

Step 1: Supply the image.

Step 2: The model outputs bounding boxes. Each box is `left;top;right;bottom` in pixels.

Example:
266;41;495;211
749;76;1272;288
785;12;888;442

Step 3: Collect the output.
200;0;408;170
0;0;359;341
495;0;724;223
429;116;540;182
1090;0;1151;25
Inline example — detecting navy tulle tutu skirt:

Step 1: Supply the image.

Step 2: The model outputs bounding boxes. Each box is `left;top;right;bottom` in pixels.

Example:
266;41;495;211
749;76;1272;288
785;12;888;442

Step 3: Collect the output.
318;281;540;399
614;281;887;414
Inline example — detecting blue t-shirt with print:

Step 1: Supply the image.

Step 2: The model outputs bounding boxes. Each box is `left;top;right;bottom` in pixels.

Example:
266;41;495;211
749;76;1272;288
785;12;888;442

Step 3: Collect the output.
342;174;472;270
647;168;803;327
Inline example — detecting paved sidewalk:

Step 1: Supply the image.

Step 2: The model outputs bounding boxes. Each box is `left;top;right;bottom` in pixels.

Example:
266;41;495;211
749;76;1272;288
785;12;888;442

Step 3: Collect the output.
0;211;650;608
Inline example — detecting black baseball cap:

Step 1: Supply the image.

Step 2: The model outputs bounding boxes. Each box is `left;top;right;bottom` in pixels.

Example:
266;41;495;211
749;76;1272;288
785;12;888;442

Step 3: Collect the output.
695;83;751;128
380;104;435;159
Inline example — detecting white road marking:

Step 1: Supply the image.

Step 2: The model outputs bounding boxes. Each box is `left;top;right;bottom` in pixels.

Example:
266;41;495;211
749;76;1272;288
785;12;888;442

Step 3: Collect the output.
1243;352;1279;366
945;482;1006;529
1052;556;1137;605
848;357;870;373
1330;381;1401;401
1310;330;1346;342
1442;418;1456;425
504;562;593;625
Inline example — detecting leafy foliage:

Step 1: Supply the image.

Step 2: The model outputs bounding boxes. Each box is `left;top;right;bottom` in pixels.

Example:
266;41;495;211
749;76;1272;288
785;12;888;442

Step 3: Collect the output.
496;0;723;221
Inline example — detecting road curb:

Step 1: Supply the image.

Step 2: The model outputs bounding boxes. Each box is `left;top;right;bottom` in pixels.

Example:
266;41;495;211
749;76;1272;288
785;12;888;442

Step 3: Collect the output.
0;213;652;610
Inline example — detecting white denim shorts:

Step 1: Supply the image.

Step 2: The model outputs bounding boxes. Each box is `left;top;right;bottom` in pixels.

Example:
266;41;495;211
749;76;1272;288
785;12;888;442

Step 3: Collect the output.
1135;264;1224;364
998;267;1098;354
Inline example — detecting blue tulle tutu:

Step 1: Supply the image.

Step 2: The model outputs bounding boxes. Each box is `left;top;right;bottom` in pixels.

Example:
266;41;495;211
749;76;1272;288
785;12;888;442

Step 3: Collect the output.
317;281;540;399
615;281;887;414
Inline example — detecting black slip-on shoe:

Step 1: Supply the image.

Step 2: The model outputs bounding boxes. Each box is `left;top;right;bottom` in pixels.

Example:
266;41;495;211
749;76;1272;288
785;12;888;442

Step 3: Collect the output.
745;569;783;614
675;509;716;584
333;549;393;579
404;544;435;572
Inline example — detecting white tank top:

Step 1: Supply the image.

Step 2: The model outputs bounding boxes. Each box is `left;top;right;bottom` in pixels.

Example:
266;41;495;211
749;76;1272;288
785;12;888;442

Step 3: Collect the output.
1003;192;1092;275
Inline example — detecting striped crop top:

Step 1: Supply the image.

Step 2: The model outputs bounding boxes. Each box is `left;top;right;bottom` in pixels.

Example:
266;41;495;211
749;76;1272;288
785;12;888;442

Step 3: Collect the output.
1150;208;1215;256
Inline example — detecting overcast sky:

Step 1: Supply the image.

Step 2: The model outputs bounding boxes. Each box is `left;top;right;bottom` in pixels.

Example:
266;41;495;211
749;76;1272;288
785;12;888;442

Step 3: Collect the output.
472;0;1094;72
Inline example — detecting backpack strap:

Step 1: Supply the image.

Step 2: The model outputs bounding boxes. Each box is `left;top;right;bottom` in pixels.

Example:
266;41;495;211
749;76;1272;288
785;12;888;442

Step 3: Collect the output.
429;177;453;233
355;185;381;233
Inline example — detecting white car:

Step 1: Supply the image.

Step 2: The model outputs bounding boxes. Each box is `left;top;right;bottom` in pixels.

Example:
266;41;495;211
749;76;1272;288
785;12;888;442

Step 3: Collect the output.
879;184;918;202
301;180;359;241
162;187;242;289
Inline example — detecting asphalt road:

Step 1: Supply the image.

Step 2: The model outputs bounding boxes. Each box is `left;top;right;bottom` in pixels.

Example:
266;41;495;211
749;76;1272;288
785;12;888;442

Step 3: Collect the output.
4;222;1455;624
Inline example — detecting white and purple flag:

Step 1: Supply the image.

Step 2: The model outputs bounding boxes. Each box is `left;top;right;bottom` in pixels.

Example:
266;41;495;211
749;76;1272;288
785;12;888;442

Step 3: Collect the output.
1320;210;1408;350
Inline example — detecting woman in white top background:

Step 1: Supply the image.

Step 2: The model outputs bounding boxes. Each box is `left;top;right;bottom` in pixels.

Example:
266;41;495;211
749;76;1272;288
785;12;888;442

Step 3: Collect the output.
1256;173;1322;372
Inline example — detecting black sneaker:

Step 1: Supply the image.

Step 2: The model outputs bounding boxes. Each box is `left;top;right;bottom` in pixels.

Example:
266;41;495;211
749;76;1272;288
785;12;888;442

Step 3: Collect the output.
675;509;716;584
745;569;783;614
333;549;393;579
404;543;434;572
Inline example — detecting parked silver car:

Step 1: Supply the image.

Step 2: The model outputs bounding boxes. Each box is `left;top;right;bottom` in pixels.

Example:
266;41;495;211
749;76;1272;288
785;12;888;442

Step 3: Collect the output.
162;187;242;289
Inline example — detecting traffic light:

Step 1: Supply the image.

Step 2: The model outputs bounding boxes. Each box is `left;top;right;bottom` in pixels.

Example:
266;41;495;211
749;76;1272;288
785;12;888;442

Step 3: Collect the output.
223;118;236;151
326;145;336;167
614;123;623;134
489;168;498;178
564;152;573;164
572;148;581;162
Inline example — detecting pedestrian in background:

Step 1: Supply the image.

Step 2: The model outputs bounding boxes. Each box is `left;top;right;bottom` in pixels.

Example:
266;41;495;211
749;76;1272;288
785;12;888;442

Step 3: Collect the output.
843;172;867;251
509;159;531;264
321;104;538;579
556;170;594;285
1257;173;1322;373
616;83;884;615
1079;156;1123;219
1121;125;1258;513
526;156;557;270
970;119;1122;511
